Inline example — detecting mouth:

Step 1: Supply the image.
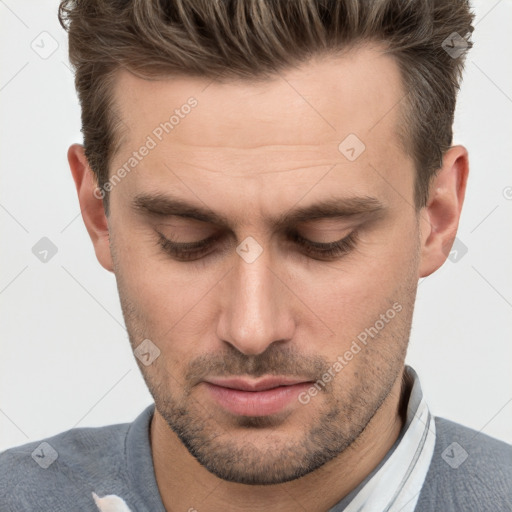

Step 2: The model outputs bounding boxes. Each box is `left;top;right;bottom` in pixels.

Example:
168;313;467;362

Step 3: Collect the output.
202;376;314;417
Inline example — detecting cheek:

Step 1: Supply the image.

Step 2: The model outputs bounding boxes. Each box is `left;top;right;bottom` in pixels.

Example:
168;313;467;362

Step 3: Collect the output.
116;245;227;352
113;227;187;324
290;226;417;338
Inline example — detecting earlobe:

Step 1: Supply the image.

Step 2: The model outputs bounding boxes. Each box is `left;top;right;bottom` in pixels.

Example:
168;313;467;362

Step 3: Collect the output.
67;143;114;272
418;145;469;278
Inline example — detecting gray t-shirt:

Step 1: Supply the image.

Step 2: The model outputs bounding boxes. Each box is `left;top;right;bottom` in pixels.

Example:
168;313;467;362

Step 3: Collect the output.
1;388;511;510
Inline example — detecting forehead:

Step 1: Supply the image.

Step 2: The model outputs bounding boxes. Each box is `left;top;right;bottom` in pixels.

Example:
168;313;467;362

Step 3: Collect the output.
113;44;404;147
108;44;413;216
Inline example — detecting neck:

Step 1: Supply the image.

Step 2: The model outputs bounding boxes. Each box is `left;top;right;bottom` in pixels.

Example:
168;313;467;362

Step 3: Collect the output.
151;368;409;512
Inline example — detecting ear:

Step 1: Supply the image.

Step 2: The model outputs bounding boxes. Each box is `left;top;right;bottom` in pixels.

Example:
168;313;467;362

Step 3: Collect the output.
418;145;469;278
67;143;114;272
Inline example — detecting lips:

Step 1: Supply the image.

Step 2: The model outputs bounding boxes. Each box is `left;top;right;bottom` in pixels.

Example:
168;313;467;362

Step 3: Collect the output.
202;376;313;416
205;376;310;392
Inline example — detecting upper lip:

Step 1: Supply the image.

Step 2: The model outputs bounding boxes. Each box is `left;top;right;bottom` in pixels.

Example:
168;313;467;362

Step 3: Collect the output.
204;376;312;392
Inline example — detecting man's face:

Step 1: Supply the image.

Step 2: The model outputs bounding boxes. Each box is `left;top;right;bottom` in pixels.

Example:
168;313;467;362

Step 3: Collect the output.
107;45;421;484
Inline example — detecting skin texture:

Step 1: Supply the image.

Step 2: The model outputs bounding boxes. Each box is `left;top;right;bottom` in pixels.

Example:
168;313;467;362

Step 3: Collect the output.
68;44;468;512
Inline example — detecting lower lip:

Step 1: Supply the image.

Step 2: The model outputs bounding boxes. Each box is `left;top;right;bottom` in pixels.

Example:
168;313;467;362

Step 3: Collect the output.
204;382;312;417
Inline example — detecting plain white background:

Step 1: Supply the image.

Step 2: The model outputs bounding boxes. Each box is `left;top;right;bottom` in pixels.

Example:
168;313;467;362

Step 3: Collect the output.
1;0;511;452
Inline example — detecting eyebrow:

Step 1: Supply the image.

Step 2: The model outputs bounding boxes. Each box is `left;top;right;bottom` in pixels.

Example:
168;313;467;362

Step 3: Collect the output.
131;192;386;231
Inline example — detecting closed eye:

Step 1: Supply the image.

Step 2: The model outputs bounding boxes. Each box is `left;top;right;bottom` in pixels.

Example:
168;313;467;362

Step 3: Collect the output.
287;230;358;260
156;230;358;262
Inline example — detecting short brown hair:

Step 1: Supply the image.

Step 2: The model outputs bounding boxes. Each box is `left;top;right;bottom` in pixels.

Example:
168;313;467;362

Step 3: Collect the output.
58;0;474;214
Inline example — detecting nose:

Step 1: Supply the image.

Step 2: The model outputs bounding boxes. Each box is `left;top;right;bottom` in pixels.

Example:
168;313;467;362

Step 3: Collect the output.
216;244;295;356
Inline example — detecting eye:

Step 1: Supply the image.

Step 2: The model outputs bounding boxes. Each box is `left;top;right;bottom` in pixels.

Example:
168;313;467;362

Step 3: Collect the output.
288;230;358;260
157;229;358;262
157;231;222;261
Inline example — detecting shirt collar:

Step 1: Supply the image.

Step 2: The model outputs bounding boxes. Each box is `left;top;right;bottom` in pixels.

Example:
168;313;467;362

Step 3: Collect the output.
328;364;436;512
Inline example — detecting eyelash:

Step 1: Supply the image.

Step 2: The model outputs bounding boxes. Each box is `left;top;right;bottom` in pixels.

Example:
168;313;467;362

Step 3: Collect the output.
157;230;358;262
288;231;358;260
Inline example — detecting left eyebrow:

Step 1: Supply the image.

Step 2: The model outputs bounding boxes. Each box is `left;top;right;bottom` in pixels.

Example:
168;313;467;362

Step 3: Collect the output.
131;192;386;231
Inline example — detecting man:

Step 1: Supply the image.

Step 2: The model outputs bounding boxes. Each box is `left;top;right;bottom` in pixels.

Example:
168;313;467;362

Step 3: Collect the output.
1;0;511;511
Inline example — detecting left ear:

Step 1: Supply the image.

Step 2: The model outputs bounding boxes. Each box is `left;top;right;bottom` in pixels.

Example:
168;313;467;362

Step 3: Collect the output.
418;145;469;278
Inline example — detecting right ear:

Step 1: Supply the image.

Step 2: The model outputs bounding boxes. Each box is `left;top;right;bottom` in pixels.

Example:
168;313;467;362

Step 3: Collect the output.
67;143;114;272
